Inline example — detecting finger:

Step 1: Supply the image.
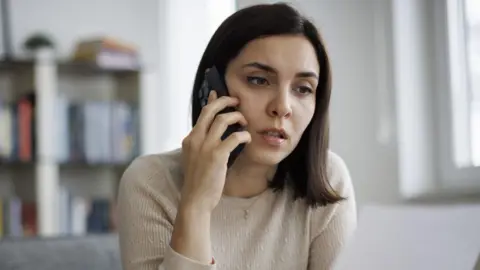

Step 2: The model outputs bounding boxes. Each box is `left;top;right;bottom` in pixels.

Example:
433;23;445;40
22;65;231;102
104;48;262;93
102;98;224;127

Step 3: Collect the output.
181;134;199;173
194;96;240;134
218;131;251;154
208;90;217;103
205;111;247;146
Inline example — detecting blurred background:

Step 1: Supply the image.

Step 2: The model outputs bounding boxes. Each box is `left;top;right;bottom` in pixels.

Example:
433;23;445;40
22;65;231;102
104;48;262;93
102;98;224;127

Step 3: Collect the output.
0;0;478;267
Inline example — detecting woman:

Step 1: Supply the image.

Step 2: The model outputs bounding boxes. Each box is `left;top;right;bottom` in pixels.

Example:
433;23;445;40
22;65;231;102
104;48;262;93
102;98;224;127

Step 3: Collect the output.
117;3;357;270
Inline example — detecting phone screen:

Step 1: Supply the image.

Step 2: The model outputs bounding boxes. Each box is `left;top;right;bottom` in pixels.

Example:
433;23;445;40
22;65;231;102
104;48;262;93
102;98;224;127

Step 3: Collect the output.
200;66;245;166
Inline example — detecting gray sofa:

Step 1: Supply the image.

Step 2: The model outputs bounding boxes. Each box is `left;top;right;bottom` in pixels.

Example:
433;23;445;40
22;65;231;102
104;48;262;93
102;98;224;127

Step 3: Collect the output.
0;234;122;270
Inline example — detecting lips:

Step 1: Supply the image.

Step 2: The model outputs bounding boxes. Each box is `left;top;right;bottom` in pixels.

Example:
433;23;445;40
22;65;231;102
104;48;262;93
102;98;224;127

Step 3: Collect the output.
258;128;288;147
258;128;288;139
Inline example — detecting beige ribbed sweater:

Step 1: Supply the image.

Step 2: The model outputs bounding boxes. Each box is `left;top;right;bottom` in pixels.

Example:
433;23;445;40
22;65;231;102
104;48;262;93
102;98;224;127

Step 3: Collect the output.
117;148;357;270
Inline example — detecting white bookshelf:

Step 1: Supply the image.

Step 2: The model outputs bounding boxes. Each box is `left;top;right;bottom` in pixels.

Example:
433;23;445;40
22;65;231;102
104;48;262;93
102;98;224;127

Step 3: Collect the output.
0;48;146;237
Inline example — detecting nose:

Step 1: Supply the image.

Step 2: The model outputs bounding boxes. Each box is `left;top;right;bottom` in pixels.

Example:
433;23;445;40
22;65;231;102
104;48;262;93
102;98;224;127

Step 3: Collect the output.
267;88;292;119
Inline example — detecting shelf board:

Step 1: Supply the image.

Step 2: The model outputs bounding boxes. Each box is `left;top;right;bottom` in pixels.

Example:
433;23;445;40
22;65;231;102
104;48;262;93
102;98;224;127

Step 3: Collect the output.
58;160;132;170
0;159;132;170
57;60;141;75
0;58;141;75
0;232;118;241
0;59;34;71
0;160;35;168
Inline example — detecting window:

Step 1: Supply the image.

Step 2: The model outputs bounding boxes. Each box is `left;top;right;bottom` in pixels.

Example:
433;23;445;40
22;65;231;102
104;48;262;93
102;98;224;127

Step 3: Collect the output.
465;0;480;166
445;0;480;170
434;0;480;189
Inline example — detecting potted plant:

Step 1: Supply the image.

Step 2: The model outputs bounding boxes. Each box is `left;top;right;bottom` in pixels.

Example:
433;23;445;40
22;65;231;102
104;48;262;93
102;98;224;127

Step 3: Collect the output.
23;33;56;59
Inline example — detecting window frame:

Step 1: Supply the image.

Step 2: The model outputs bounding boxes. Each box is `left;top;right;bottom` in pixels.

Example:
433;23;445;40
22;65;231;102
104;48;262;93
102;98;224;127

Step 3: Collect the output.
435;0;480;191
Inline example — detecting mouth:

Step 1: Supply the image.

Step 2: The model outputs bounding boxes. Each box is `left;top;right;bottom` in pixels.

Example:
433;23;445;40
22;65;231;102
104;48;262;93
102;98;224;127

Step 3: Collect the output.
257;128;289;146
258;128;288;139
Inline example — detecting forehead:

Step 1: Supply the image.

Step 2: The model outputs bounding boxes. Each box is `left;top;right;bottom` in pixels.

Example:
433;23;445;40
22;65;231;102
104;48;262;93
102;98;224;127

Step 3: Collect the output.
232;35;320;74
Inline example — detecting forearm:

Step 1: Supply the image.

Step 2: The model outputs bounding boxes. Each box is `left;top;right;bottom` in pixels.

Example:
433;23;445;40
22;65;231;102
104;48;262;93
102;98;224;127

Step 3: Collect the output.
170;204;213;265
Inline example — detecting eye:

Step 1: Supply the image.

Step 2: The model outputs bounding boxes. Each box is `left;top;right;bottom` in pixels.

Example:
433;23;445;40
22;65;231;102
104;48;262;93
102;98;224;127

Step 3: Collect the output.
247;76;269;86
295;86;314;95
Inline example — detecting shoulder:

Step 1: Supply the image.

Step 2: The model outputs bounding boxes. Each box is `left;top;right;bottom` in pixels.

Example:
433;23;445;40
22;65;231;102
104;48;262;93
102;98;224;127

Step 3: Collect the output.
326;150;354;198
309;150;357;239
118;148;184;205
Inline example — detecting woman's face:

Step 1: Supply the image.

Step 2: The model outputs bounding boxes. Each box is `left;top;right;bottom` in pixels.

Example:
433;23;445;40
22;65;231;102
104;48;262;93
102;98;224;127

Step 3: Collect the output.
225;34;319;166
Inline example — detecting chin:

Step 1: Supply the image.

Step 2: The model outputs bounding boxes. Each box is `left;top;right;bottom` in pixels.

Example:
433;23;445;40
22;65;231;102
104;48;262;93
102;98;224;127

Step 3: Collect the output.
241;144;291;166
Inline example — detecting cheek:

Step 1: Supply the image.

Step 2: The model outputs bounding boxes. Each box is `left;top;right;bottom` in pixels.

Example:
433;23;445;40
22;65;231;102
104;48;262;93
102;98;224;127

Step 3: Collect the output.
237;94;264;121
292;101;315;133
227;78;266;121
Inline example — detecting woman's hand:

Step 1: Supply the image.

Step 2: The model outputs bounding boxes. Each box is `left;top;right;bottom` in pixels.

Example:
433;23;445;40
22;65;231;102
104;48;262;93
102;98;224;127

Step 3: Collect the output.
170;90;250;264
180;90;251;214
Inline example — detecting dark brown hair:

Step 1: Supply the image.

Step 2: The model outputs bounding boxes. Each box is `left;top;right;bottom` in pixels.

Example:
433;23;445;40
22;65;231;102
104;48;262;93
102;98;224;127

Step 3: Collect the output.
190;3;344;207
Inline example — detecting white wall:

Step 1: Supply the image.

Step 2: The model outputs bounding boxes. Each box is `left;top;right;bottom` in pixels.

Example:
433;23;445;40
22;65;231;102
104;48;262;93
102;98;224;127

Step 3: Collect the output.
306;1;400;206
158;0;236;152
237;0;401;207
392;0;437;198
7;0;160;65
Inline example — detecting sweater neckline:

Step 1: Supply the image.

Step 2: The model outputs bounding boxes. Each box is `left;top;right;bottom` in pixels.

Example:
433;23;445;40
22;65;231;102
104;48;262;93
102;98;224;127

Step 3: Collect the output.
220;188;273;208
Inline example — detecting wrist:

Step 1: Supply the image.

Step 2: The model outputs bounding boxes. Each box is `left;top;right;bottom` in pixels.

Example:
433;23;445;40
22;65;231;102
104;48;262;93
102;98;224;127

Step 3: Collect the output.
178;202;212;221
171;200;213;264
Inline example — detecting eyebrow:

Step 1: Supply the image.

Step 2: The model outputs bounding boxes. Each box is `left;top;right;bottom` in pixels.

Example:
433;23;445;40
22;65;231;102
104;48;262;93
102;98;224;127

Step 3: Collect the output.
242;62;319;79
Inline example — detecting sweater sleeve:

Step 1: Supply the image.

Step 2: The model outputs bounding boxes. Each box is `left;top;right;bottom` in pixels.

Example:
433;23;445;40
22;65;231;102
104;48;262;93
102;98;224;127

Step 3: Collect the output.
308;152;357;270
117;155;216;270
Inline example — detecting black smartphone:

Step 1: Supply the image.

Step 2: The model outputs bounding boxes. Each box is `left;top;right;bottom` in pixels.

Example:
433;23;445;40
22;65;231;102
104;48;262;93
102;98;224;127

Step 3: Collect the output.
199;66;245;166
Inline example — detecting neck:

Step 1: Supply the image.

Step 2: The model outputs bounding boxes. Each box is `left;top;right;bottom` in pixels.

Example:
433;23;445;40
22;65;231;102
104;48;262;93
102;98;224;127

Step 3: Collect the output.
223;154;276;198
